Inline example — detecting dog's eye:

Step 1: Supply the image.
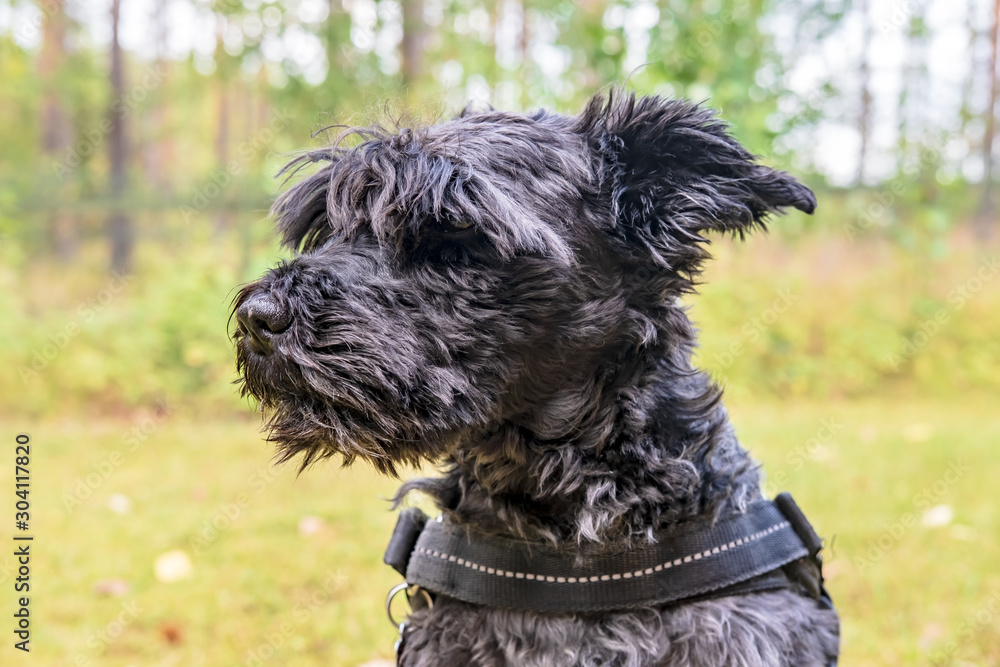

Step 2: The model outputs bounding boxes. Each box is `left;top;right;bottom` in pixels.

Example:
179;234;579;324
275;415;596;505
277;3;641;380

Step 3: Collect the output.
436;218;475;234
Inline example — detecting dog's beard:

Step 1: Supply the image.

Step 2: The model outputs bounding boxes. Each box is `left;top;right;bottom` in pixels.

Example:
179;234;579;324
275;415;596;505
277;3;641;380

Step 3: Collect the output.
234;330;455;475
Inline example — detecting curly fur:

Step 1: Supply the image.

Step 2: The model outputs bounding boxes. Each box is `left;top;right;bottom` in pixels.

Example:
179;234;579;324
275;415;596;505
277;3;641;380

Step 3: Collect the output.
233;90;839;665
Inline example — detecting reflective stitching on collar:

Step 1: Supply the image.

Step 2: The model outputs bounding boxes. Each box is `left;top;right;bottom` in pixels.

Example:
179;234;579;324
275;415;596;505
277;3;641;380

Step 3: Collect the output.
415;521;792;583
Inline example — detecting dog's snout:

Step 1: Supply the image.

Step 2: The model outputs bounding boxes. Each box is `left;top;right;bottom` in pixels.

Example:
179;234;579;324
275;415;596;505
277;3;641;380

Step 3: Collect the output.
236;293;292;354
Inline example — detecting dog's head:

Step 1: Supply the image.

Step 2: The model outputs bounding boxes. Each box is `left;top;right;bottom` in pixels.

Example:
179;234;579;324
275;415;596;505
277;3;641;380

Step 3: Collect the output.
232;92;814;474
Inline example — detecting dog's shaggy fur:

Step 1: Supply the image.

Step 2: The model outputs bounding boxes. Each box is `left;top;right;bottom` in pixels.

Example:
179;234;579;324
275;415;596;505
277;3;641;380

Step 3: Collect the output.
233;91;840;666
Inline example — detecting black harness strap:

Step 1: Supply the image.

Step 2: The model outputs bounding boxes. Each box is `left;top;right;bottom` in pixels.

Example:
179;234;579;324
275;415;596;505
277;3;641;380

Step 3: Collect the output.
385;494;831;613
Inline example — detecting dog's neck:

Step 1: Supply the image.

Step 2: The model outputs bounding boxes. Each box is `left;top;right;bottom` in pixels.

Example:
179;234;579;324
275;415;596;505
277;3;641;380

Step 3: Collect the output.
400;357;762;546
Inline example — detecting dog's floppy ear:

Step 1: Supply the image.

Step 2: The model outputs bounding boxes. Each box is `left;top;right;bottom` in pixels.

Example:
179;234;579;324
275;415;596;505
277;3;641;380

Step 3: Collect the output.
580;92;815;267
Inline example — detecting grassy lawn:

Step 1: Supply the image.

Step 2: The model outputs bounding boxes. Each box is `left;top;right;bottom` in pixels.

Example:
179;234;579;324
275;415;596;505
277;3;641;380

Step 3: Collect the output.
4;396;999;666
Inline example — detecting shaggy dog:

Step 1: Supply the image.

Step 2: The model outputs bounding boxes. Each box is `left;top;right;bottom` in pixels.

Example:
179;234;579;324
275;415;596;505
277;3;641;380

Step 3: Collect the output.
233;91;840;666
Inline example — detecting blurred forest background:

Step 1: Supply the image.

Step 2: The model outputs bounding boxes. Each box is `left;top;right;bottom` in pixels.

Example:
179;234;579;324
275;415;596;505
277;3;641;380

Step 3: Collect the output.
1;0;999;410
2;1;1000;666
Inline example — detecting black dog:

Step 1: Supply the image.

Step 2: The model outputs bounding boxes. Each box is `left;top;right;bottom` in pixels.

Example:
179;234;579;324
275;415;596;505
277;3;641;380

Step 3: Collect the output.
234;91;839;666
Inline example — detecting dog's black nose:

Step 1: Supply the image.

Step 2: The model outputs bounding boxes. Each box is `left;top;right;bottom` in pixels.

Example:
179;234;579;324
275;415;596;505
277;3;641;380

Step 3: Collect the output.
237;293;292;354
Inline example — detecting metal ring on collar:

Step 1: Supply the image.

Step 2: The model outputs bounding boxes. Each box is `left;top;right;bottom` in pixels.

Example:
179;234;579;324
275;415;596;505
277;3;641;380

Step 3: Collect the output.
385;582;434;631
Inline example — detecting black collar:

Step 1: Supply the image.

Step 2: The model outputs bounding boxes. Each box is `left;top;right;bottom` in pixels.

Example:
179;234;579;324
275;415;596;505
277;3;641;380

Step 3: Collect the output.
384;492;832;613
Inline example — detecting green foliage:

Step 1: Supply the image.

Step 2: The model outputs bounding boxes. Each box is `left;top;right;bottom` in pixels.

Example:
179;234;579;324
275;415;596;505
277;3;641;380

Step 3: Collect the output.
1;221;276;415
2;0;986;244
694;232;1000;399
0;35;41;207
0;0;811;218
639;0;778;153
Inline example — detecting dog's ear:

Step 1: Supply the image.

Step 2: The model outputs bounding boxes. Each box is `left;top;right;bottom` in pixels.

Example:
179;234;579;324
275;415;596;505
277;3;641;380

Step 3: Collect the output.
579;92;815;267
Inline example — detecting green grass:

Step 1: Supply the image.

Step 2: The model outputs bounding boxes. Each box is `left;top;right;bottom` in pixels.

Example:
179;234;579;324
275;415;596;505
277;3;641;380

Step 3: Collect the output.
4;397;999;666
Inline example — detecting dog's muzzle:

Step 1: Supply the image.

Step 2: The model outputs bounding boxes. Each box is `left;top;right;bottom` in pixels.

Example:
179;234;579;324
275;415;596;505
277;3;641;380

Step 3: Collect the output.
236;293;293;355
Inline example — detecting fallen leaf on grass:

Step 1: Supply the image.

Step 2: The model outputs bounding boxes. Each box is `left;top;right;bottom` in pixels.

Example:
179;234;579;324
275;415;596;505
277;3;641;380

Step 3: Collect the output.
299;515;326;536
918;622;944;651
107;493;131;514
921;504;953;528
94;578;130;596
820;560;845;580
159;621;184;645
154;550;194;583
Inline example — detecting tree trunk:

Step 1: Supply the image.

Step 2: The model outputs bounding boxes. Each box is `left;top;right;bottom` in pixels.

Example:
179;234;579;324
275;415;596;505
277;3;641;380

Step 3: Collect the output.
108;0;133;274
961;0;980;135
147;0;171;194
214;13;233;234
39;0;76;259
215;79;232;234
857;0;871;185
40;1;68;155
979;0;1000;238
897;9;927;183
401;0;426;91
